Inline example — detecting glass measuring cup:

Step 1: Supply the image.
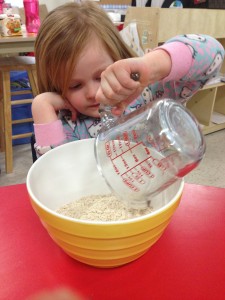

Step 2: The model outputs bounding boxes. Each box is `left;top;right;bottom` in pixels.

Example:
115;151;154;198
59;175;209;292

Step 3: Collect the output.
95;97;206;209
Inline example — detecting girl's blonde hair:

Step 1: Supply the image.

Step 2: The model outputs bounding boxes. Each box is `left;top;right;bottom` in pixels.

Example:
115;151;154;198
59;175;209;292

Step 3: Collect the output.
35;1;136;98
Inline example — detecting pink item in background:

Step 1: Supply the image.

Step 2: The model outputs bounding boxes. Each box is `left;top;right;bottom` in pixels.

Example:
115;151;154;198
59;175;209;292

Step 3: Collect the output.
0;0;4;14
2;2;12;14
23;0;40;33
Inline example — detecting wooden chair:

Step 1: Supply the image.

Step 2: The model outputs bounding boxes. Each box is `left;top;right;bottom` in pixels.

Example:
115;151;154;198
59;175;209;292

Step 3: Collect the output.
0;56;38;173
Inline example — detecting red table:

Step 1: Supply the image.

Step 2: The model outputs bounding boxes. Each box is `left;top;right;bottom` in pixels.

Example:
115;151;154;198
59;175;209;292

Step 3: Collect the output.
0;183;224;300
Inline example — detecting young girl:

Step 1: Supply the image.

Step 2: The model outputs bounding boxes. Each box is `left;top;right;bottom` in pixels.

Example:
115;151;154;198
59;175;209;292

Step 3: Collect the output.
32;1;224;156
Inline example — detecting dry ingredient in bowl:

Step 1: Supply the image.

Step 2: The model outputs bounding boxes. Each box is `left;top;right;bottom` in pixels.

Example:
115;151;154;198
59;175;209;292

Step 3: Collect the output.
56;194;153;222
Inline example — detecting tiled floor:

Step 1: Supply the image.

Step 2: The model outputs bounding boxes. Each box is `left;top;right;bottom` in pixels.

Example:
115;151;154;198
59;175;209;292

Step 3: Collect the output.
1;129;225;188
0;142;33;186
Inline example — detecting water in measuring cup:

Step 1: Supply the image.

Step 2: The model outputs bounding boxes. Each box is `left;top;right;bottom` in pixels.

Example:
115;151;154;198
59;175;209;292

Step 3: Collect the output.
95;99;205;209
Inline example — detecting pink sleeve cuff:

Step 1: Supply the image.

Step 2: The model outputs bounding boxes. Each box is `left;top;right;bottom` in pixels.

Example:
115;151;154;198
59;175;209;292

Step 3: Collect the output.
34;120;66;146
157;42;193;82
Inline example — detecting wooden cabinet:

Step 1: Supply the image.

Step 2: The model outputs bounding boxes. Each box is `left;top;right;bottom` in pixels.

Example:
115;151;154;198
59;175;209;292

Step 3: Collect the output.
186;80;225;134
124;7;225;134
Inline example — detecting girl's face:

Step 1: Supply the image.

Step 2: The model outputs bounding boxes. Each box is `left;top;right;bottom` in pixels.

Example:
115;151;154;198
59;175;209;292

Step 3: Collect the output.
65;37;114;118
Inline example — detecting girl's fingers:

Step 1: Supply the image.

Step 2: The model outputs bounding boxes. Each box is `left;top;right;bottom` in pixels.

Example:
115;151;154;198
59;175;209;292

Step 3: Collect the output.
111;86;145;115
99;77;140;106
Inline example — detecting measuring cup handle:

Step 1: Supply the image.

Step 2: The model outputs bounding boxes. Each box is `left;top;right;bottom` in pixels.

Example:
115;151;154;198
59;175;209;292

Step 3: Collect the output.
99;72;140;130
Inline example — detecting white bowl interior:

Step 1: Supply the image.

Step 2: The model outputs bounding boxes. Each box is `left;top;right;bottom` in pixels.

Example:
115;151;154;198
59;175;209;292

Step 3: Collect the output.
27;139;183;213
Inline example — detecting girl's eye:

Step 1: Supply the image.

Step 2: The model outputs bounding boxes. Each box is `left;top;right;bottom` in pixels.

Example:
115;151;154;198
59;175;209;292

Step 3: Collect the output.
69;83;82;90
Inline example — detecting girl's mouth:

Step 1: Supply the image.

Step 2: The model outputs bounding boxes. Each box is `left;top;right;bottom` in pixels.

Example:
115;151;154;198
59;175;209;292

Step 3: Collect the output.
89;103;100;108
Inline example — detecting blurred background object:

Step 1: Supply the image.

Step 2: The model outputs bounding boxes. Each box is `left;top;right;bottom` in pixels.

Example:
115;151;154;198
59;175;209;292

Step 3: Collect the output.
26;287;85;300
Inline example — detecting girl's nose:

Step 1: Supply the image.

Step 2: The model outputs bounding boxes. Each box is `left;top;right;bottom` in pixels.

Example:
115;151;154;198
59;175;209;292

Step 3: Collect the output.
86;81;99;100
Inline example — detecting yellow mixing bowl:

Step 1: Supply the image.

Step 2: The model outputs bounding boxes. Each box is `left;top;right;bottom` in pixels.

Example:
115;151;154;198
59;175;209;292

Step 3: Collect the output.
26;139;184;268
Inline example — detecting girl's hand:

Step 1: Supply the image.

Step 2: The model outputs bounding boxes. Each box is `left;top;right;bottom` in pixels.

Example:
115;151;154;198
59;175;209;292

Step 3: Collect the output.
32;92;77;124
96;58;144;115
96;49;171;115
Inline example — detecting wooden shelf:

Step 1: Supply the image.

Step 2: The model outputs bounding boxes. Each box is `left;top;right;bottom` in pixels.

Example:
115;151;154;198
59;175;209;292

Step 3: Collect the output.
202;81;225;90
202;121;225;135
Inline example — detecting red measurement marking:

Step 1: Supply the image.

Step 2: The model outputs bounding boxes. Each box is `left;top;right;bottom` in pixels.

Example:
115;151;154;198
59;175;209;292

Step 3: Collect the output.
123;131;128;140
121;153;167;176
133;154;139;162
122;173;135;183
123;132;130;147
132;130;138;141
122;177;139;192
111;142;144;161
129;168;146;184
141;165;155;178
145;160;152;169
140;165;151;175
145;147;150;155
113;163;120;174
121;156;151;176
105;142;111;157
147;156;167;171
112;140;117;153
141;165;154;178
121;156;129;170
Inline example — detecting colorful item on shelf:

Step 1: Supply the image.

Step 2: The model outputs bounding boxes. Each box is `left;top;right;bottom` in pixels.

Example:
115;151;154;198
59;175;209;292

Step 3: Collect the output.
0;13;22;36
23;0;40;33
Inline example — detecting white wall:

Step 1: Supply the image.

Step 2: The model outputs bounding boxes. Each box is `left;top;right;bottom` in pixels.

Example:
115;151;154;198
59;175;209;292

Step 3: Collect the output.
10;0;73;12
39;0;74;12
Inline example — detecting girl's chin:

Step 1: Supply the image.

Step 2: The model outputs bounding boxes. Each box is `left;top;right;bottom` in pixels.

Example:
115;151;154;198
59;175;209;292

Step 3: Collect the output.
85;110;100;119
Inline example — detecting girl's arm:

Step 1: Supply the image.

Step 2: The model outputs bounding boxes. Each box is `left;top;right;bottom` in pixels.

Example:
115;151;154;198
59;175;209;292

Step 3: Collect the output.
32;92;72;150
97;49;172;115
96;34;225;114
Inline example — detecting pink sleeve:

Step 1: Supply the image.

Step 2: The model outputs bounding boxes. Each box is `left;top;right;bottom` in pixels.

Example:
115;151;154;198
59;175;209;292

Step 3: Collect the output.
157;42;193;82
33;120;66;147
